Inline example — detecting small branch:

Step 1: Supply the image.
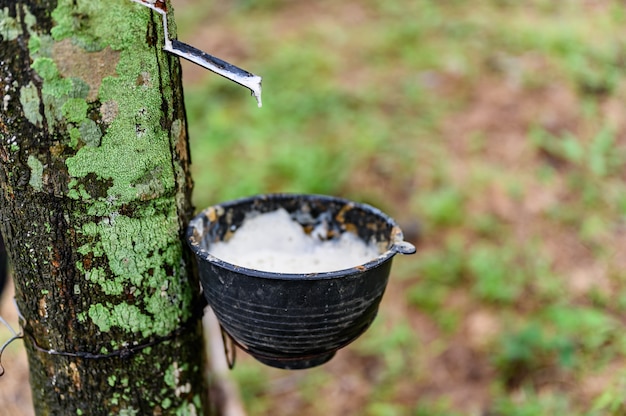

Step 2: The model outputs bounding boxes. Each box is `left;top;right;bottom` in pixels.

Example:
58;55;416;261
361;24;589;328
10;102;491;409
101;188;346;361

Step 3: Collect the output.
203;308;247;416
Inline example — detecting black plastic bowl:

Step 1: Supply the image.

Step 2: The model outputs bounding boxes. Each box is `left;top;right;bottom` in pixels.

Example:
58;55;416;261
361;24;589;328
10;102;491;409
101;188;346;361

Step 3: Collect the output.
187;194;416;369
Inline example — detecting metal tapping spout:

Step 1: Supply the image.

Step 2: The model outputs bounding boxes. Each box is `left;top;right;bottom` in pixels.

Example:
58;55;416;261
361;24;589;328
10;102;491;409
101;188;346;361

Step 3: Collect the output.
130;0;263;107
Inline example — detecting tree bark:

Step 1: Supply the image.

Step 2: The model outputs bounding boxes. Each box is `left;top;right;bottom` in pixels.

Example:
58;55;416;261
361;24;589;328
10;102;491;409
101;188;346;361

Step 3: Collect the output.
0;1;211;414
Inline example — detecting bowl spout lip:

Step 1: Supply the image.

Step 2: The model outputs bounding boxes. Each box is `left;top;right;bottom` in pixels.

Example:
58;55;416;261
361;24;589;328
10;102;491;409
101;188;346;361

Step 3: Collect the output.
389;226;417;255
186;193;415;280
391;240;417;255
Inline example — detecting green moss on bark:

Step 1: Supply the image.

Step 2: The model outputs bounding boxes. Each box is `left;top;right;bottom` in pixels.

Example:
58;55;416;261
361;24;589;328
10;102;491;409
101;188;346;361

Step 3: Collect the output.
35;0;192;339
47;0;192;340
0;1;207;414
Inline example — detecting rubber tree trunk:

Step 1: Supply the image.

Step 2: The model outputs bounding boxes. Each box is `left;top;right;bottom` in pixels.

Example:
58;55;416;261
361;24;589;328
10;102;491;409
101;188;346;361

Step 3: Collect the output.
0;1;211;414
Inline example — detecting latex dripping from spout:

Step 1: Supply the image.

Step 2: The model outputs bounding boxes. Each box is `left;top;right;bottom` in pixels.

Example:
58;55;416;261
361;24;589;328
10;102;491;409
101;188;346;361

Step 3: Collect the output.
130;0;263;107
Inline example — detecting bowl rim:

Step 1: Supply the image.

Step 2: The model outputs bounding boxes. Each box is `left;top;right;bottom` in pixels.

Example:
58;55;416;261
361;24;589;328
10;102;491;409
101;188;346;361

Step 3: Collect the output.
186;193;415;281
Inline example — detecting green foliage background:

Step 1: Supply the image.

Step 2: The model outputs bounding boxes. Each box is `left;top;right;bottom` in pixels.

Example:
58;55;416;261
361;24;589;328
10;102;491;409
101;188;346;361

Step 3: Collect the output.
177;1;626;414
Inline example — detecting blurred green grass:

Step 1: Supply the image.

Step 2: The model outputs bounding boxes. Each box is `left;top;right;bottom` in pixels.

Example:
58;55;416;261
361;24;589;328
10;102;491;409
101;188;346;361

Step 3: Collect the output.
179;0;626;415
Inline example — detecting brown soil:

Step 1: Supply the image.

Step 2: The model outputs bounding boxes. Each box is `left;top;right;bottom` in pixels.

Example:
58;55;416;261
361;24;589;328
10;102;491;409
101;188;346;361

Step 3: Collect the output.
0;281;33;416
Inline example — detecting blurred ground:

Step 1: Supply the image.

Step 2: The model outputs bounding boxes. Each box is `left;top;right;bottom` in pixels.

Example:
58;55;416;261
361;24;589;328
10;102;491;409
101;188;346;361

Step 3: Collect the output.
0;280;33;416
178;1;626;415
2;0;626;415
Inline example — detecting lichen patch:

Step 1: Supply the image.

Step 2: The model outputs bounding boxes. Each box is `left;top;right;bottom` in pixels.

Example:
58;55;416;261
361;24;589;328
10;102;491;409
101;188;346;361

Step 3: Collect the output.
19;82;43;127
27;154;44;191
0;5;36;41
